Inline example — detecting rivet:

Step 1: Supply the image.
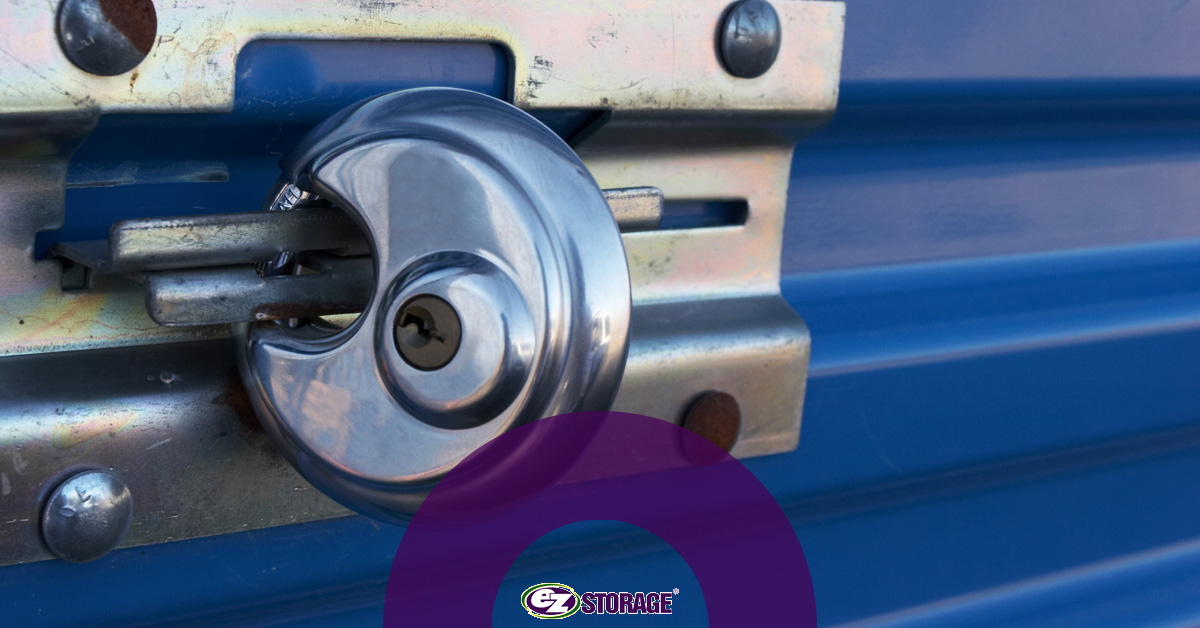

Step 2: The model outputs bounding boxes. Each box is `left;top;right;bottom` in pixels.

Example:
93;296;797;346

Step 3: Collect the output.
683;391;742;454
41;470;132;563
57;0;157;76
719;0;782;79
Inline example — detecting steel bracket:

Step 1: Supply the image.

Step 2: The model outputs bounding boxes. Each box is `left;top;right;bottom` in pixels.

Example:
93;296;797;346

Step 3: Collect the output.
0;0;843;564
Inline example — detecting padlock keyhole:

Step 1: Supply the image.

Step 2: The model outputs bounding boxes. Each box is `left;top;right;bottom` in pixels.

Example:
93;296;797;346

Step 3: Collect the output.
399;310;444;349
393;295;462;371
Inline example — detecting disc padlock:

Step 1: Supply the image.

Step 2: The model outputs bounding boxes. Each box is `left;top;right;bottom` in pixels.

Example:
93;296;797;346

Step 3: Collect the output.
236;88;631;522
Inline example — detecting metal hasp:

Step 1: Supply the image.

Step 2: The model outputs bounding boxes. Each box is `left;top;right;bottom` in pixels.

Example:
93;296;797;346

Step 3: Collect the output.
236;89;631;521
0;0;844;563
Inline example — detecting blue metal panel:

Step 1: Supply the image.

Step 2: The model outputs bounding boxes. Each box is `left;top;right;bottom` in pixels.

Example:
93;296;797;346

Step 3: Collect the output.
778;1;1200;623
786;0;1200;273
7;2;1200;626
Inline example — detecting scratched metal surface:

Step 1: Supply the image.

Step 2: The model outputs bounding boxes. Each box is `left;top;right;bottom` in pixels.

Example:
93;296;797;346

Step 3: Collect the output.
0;0;842;115
6;0;1200;626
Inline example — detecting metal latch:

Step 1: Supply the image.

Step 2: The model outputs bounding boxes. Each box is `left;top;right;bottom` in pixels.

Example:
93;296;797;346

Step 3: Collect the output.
51;185;663;326
0;0;844;563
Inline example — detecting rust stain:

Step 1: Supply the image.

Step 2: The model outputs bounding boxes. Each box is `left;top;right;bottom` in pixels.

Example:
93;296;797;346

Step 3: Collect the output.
683;391;741;454
98;0;158;55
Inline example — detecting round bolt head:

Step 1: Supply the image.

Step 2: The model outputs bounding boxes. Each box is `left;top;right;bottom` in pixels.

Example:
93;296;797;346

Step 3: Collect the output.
394;294;463;371
57;0;157;76
683;391;742;458
41;471;132;563
719;0;782;79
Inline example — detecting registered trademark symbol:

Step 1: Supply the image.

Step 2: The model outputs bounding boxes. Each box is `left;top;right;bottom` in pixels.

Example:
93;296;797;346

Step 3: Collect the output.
673;588;680;595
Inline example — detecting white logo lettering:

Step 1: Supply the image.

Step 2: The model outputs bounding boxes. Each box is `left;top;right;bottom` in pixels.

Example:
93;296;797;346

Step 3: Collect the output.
531;587;572;615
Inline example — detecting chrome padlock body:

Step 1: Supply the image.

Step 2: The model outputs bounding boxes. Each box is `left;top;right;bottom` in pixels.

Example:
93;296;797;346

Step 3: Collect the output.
236;88;631;522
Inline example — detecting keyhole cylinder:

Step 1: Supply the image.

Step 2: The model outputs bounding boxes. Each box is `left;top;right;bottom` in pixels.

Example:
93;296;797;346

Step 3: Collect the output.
393;295;462;370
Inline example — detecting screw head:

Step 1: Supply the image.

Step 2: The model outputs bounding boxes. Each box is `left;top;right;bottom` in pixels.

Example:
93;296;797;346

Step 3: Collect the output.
41;470;133;563
719;0;782;79
57;0;158;76
393;294;463;371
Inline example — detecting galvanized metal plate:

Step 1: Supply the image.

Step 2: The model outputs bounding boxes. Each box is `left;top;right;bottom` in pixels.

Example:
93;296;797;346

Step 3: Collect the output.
0;136;817;563
0;340;352;566
0;0;842;564
0;0;842;116
0;295;806;565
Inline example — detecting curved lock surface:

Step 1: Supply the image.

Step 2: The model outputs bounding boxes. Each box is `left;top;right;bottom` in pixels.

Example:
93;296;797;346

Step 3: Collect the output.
236;88;631;522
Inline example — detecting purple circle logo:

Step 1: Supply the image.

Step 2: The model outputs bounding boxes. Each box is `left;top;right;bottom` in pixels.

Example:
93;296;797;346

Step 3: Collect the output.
521;583;581;619
385;411;816;626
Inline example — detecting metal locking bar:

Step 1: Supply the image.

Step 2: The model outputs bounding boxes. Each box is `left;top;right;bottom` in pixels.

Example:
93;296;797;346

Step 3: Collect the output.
145;255;373;327
52;187;663;273
49;187;664;326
